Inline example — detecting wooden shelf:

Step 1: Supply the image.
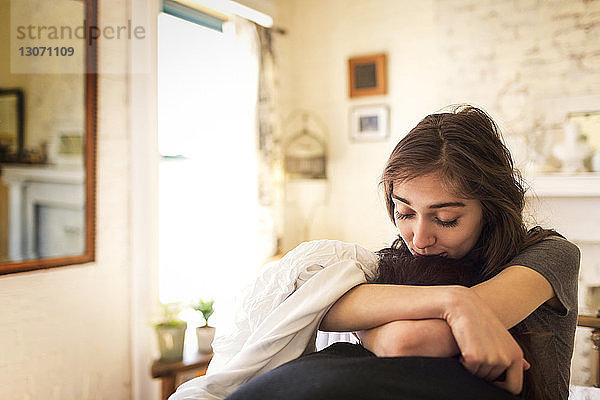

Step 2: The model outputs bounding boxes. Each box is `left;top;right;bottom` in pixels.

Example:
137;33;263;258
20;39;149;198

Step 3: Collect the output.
151;352;213;400
578;314;600;330
524;173;600;197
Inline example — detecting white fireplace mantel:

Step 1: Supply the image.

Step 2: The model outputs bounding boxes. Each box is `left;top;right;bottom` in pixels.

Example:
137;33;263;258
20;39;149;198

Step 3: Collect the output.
1;164;85;261
524;173;600;198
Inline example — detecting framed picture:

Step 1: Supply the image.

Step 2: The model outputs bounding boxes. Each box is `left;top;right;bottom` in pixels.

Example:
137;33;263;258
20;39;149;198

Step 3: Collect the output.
567;111;600;152
348;53;387;98
0;89;24;162
350;105;389;141
48;122;85;166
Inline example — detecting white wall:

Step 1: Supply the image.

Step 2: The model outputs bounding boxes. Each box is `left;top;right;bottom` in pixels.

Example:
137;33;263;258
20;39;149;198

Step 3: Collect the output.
274;0;600;252
275;0;440;252
0;1;135;399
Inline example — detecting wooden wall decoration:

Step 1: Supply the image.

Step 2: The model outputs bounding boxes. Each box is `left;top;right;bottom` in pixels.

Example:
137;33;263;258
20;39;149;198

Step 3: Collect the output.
348;53;387;98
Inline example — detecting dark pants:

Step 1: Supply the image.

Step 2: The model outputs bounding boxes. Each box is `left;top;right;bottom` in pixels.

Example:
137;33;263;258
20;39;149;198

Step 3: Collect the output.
225;342;519;400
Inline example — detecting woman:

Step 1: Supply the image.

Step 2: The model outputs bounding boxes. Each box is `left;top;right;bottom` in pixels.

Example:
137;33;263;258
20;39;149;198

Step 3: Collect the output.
224;105;579;400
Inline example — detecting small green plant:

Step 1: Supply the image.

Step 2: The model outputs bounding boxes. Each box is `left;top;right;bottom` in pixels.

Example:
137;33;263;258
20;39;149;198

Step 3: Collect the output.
154;302;186;327
192;299;215;327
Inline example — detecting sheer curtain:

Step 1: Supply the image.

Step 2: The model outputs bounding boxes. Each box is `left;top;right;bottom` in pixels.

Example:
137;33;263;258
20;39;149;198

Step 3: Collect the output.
158;14;262;328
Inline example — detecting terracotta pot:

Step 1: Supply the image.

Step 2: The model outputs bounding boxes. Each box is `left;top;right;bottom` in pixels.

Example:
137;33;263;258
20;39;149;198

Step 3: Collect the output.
155;322;187;362
196;326;216;354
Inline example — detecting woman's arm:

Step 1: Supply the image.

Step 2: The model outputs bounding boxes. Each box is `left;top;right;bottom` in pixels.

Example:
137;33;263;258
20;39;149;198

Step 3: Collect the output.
319;283;459;332
321;266;557;395
471;265;556;328
355;267;556;361
320;266;555;332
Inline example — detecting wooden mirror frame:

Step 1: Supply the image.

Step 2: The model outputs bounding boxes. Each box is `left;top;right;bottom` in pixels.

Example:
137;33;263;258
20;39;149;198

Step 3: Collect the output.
0;0;97;275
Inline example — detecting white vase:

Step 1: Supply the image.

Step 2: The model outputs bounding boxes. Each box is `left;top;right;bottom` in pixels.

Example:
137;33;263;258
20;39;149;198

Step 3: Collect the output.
592;150;600;172
196;326;216;354
552;122;592;173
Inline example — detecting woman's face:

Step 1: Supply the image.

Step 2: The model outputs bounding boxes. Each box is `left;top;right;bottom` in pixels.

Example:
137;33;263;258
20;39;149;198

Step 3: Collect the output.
391;173;484;259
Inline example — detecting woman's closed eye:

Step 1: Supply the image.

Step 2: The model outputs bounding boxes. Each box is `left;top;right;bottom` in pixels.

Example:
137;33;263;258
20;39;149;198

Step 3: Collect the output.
395;211;459;228
435;217;459;228
395;211;414;221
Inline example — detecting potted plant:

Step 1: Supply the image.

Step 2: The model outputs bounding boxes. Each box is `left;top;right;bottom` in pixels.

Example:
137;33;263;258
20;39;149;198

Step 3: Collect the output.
153;302;187;362
193;299;215;354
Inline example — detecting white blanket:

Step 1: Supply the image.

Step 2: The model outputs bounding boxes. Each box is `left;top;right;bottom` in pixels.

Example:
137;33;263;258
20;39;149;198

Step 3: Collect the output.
570;385;600;400
169;240;379;400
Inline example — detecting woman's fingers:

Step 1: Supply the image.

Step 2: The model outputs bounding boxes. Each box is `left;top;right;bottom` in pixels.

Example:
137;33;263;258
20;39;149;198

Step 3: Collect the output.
484;364;508;382
493;360;524;395
459;355;510;382
444;287;525;394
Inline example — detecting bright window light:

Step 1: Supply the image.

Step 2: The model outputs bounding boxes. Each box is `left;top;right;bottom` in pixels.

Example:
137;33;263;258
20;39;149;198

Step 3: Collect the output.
158;13;261;332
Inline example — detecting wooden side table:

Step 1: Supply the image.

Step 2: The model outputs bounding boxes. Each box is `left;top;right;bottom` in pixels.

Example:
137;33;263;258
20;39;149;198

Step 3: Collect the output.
151;352;213;400
578;313;600;387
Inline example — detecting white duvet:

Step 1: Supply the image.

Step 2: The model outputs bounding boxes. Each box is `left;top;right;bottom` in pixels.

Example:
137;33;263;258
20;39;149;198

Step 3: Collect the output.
169;239;379;400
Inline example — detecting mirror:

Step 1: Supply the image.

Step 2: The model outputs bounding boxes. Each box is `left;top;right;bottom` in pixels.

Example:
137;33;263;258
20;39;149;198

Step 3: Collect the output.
0;0;97;274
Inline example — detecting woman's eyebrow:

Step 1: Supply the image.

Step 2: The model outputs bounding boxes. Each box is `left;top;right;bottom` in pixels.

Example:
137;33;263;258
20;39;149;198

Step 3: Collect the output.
391;194;466;209
429;202;466;209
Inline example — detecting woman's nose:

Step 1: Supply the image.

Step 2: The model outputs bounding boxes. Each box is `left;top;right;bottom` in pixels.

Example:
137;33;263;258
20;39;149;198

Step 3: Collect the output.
412;221;436;250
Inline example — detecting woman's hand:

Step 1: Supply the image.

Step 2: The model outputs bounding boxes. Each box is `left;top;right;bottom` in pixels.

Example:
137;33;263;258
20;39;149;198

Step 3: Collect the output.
443;286;528;395
358;319;459;358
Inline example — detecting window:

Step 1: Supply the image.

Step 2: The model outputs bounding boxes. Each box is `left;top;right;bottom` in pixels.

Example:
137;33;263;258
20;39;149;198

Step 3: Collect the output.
158;13;260;327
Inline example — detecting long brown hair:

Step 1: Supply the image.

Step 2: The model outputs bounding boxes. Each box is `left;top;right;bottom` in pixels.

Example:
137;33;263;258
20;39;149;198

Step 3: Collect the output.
381;105;556;277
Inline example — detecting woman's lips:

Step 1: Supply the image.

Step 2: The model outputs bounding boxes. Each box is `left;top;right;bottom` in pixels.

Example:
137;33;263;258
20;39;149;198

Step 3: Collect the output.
411;249;448;257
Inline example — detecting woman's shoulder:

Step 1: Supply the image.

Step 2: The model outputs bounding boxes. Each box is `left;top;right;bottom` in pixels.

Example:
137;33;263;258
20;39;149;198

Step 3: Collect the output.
507;233;580;292
519;234;580;263
508;233;580;319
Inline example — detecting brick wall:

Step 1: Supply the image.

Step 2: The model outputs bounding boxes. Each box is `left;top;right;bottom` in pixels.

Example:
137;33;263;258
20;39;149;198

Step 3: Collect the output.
435;0;600;163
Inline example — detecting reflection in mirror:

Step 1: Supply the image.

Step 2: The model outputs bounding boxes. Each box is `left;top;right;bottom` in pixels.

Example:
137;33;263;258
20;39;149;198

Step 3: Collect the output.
0;0;96;273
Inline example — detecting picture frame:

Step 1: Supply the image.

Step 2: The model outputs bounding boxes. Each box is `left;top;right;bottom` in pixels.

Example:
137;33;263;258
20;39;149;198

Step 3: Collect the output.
0;89;24;162
348;53;387;98
567;110;600;152
349;104;389;141
48;122;85;166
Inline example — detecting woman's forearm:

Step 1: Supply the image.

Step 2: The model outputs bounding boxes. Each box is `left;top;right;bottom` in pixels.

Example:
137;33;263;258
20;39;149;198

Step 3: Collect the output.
320;283;462;332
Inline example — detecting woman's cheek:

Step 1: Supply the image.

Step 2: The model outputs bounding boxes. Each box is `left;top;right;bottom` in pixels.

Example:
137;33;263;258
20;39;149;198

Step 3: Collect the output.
441;234;470;258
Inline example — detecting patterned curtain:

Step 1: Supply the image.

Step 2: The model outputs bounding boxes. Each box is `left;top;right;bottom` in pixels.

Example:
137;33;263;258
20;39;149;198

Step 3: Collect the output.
256;25;284;258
